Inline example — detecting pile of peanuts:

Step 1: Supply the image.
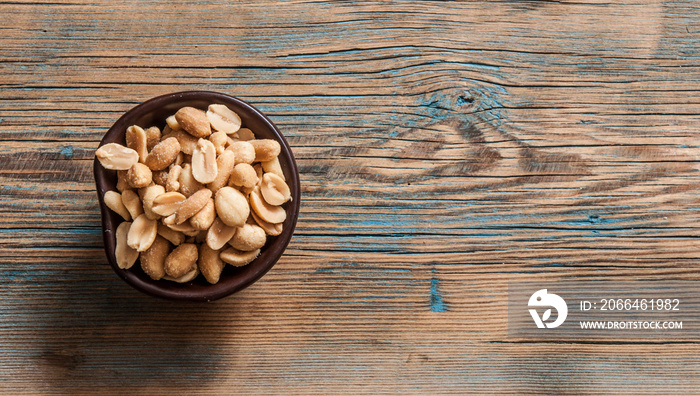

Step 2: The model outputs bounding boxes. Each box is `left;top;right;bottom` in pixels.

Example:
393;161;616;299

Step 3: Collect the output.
95;104;291;284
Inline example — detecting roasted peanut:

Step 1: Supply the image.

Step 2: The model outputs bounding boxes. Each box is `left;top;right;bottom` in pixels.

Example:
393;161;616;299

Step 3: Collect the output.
166;115;181;131
215;186;249;227
174;188;212;224
104;191;131;221
115;221;139;269
127;162;153;188
163;266;198;283
152;170;169;187
145;126;161;151
121;189;143;219
192;138;218;184
157;223;186;246
206;104;241;134
151;191;187;217
96;143;139;170
116;170;130;192
229;163;258;188
189;199;216;230
227;141;255;164
206;217;237;250
164;243;198;278
145;137;181;171
199;243;225;284
163;214;199;234
261;157;285;180
250;139;281;162
250;210;283;236
170;128;199;155
127;213;158;252
209;131;229;155
140;235;170;280
178;163;203;197
249;186;286;224
229;223;267;251
166;164;182;192
175;107;211;138
126;125;148;163
235;128;255;141
220;247;260;267
207;150;235;193
141;184;165;220
260;173;291;205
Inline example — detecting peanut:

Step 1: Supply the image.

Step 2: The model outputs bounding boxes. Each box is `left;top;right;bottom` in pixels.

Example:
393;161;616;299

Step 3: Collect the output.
126;125;148;162
164;243;198;278
199;243;225;284
261;157;285;180
157;223;185;245
145;126;161;151
127;162;153;189
140;235;170;280
178;163;203;197
145;137;180;171
235;128;255;141
209;131;229;155
249;186;286;224
115;221;139;269
250;139;281;162
215;186;249;227
127;213;158;252
175;106;211;138
227;141;255;164
206;217;237;250
171;128;199;155
192;138;218;184
163;266;198;283
121;189;144;219
151;191;186;217
260;173;291;206
116;170;130;192
228;163;258;188
166;164;182;192
140;184;165;220
96;143;139;170
220;247;260;267
104;191;131;221
174;188;212;224
166;115;181;131
207;150;235;193
229;223;266;251
206;104;241;134
251;210;283;236
152;170;169;187
189;199;216;230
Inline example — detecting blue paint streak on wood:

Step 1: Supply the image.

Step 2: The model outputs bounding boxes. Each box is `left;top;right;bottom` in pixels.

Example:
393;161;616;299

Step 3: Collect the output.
430;269;447;313
59;146;74;158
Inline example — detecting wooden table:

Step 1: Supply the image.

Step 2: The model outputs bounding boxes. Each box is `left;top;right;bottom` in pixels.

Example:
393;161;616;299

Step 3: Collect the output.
2;0;700;394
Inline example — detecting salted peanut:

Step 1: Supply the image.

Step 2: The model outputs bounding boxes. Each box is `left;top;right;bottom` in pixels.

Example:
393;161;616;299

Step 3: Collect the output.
164;243;198;278
235;128;255;141
141;184;165;220
140;235;170;280
249;186;286;224
152;170;168;187
175;106;211;138
151;191;186;217
250;139;280;162
251;210;283;236
220;247;260;267
260;173;291;205
239;186;255;196
164;214;199;234
253;163;263;184
126;125;148;163
178;163;203;197
229;163;258;188
170;128;199;155
206;104;241;134
174;188;212;224
227;141;255;164
215;186;250;227
145;126;161;151
157;223;185;246
104;191;131;221
230;223;266;251
127;213;158;252
127;162;153;188
166;164;181;192
119;189;142;219
206;217;237;250
209;131;229;155
189;199;216;230
166;115;181;131
116;170;129;192
95;143;139;170
115;221;139;269
145;137;181;171
207;150;235;193
192;139;218;184
164;266;198;283
199;243;225;284
261;157;285;180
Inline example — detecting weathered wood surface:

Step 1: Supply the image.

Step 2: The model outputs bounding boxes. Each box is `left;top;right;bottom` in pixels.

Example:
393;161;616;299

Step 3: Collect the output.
2;0;700;393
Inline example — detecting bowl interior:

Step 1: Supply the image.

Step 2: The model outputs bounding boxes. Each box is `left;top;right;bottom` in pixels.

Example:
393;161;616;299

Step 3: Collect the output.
94;91;300;301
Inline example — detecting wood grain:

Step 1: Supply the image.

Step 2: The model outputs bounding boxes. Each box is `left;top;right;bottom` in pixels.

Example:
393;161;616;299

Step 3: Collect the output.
2;0;700;394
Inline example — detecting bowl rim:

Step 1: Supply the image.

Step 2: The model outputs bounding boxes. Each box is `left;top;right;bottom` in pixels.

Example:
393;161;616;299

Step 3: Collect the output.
94;91;300;302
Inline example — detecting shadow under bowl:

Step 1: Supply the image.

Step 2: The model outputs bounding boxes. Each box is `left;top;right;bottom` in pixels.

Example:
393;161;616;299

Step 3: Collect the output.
94;91;300;302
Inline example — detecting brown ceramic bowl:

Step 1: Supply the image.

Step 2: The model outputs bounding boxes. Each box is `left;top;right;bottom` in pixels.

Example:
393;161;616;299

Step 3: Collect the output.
94;91;300;301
